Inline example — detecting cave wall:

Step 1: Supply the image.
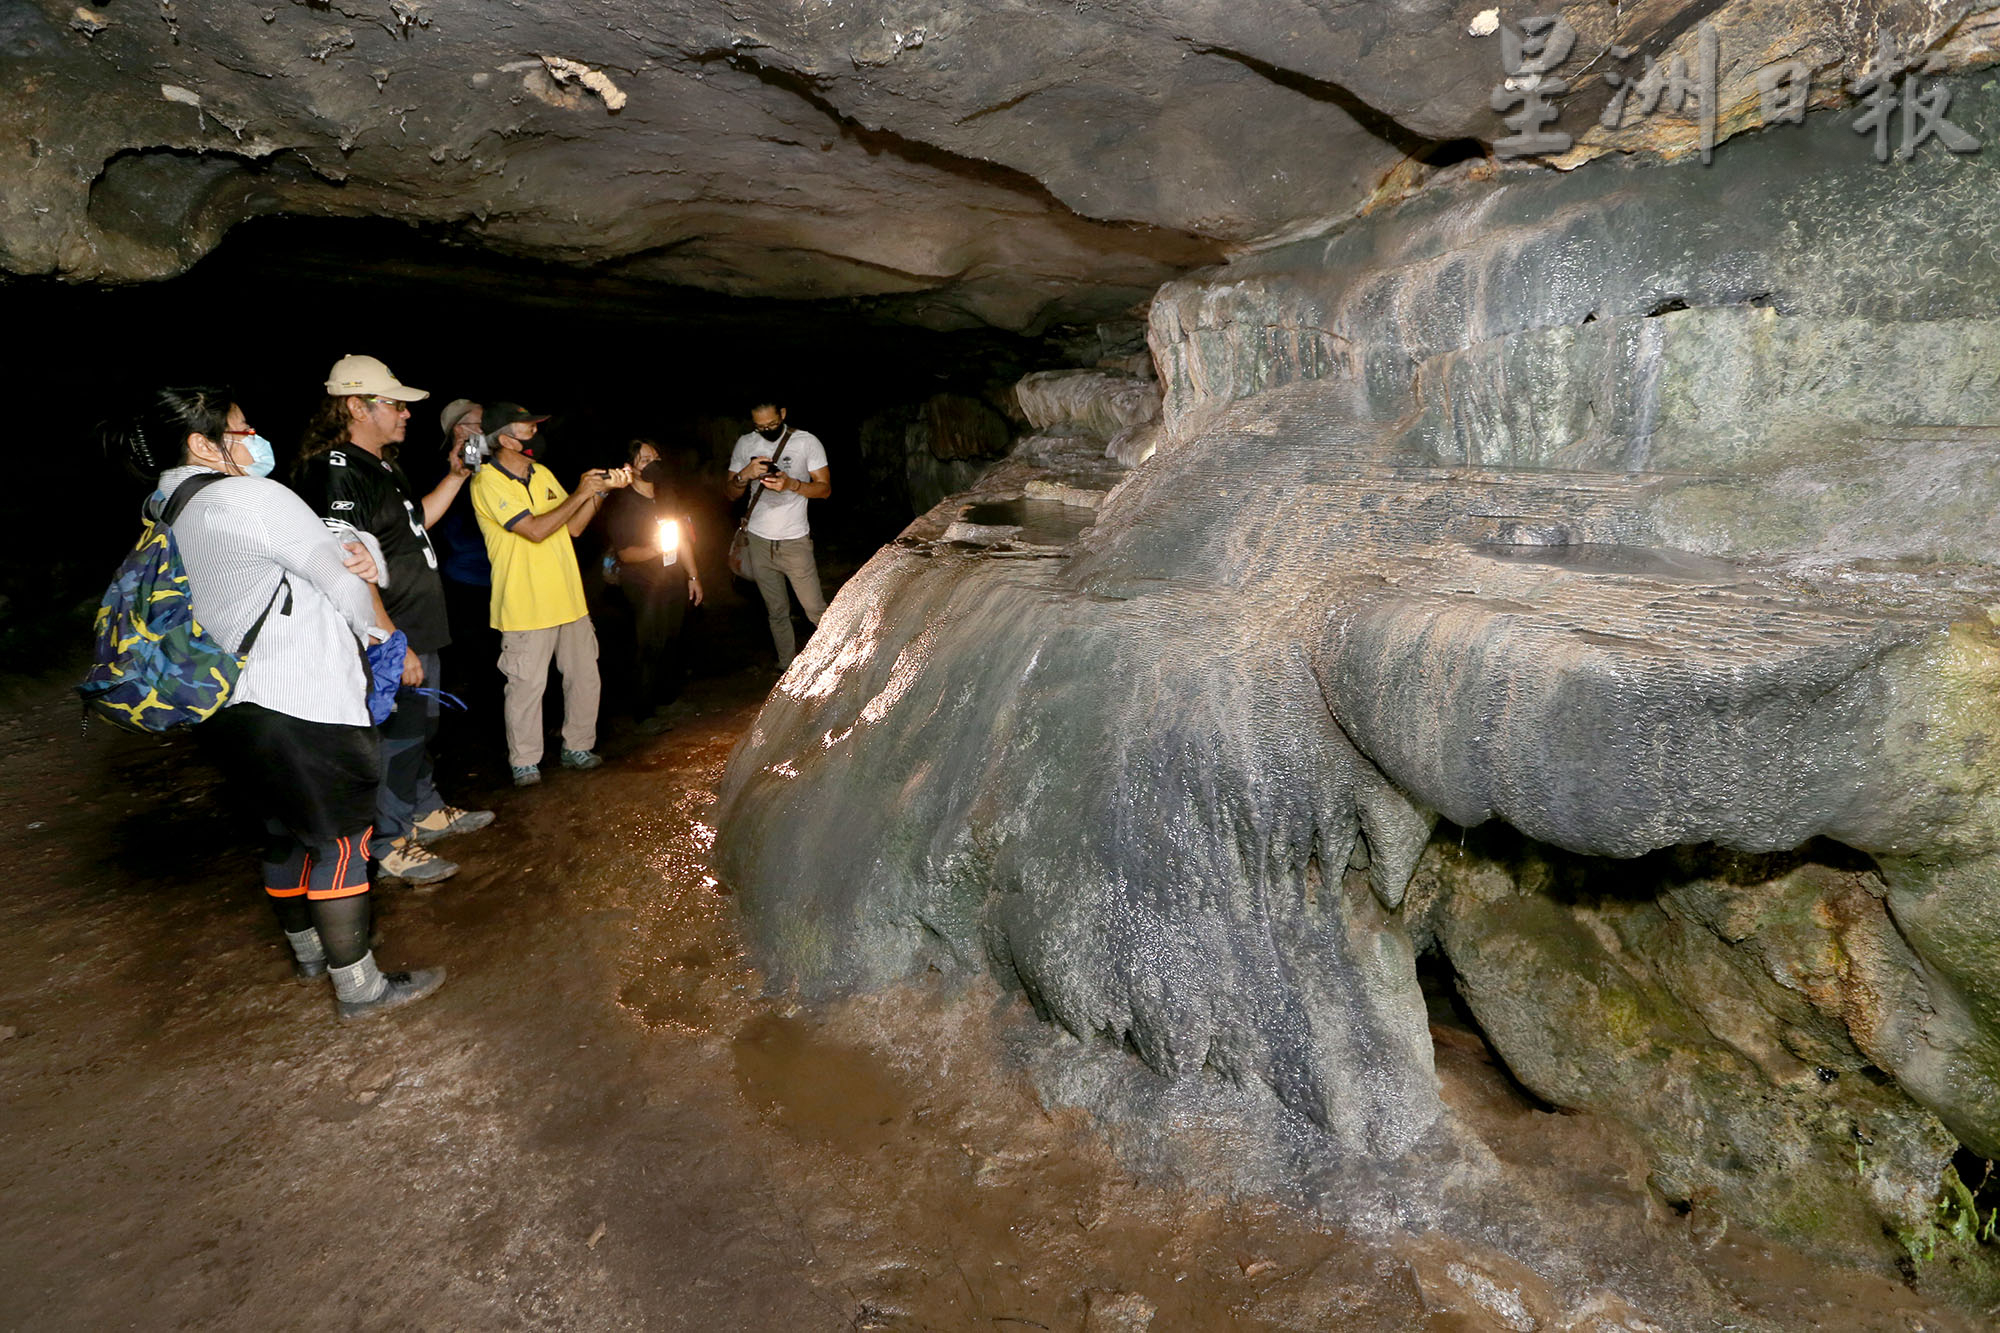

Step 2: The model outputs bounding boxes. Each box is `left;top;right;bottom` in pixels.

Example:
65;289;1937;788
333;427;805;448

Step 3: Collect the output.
714;85;2000;1279
13;2;2000;330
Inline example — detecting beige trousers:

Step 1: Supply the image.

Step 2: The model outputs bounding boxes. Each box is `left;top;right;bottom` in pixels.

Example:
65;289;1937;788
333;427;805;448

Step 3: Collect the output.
744;534;827;669
498;617;600;768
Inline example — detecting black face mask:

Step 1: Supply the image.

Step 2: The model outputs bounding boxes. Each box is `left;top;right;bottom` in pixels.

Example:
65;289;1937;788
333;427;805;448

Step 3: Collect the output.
756;424;785;442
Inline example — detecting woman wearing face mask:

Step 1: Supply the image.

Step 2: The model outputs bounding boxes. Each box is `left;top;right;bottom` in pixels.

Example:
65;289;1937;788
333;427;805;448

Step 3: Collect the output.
602;437;704;732
107;387;445;1021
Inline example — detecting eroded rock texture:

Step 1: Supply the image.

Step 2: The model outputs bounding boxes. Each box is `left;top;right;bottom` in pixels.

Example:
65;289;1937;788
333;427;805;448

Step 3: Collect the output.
717;87;2000;1286
12;1;2000;329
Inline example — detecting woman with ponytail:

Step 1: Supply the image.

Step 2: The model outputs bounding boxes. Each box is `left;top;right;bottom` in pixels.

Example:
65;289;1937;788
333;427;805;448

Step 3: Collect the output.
107;388;445;1021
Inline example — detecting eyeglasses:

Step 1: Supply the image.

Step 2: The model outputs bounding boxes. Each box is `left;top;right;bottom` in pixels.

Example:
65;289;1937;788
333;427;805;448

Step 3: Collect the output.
223;427;257;437
364;396;410;411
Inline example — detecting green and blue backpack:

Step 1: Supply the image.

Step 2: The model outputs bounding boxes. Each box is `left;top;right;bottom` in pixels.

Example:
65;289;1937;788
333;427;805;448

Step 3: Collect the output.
77;474;284;733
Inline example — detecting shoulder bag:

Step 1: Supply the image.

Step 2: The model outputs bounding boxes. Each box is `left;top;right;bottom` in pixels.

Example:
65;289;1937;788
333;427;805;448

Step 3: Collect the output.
728;429;790;579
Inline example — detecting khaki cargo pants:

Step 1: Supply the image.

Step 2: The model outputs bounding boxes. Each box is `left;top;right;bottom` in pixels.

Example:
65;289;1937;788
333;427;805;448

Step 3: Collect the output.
498;616;600;768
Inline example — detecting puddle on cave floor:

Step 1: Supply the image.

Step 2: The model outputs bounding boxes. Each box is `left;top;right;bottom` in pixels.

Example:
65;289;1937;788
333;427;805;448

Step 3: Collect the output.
0;665;1987;1331
959;498;1099;546
1475;540;1749;583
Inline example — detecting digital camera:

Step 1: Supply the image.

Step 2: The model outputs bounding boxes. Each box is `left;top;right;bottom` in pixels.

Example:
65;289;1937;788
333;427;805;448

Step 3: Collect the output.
462;432;495;472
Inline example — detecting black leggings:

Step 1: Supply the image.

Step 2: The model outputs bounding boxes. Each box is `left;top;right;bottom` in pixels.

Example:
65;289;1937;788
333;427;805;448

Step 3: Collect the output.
623;574;689;712
203;703;380;966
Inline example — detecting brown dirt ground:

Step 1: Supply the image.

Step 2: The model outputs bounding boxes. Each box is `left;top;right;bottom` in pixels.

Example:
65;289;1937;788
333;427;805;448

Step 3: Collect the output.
0;661;1990;1332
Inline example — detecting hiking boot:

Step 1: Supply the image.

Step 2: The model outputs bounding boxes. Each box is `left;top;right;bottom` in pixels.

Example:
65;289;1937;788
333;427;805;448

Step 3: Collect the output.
512;765;542;787
559;749;603;771
336;966;447;1022
377;835;459;885
411;804;496;844
294;957;329;981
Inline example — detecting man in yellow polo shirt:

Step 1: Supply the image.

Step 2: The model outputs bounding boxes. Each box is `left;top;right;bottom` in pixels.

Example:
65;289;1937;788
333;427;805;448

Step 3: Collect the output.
469;402;631;786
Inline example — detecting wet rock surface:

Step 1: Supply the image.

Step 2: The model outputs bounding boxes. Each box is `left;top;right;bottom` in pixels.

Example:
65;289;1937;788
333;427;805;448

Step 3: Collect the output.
714;89;2000;1307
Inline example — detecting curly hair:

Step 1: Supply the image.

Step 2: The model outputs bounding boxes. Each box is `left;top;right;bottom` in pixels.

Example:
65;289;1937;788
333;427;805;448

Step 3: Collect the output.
293;394;395;478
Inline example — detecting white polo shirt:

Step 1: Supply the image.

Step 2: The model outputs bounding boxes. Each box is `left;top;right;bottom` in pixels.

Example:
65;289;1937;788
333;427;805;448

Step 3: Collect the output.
729;427;827;541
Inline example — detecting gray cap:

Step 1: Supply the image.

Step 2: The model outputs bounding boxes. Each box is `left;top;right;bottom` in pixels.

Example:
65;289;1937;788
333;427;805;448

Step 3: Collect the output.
439;398;481;436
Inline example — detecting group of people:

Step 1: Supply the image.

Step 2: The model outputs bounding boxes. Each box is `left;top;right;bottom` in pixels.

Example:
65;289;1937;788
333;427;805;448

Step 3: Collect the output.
106;354;834;1022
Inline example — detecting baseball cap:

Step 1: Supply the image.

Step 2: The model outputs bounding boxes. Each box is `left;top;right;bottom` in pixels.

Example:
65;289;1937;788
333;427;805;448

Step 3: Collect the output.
485;402;550;433
325;354;429;402
439;398;481;435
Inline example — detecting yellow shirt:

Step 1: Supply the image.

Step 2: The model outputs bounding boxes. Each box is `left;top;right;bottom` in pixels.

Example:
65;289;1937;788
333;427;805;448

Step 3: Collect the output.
470;460;588;631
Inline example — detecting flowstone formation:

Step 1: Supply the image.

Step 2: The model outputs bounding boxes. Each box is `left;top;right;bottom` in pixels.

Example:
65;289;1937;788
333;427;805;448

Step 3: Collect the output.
715;88;2000;1294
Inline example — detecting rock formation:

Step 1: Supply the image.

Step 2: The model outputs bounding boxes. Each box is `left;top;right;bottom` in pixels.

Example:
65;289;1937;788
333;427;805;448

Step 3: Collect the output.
13;1;2000;328
716;80;2000;1293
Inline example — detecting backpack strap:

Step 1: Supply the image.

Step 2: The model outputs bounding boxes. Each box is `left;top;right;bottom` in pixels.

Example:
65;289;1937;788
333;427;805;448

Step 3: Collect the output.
158;470;230;525
237;578;292;657
151;471;291;656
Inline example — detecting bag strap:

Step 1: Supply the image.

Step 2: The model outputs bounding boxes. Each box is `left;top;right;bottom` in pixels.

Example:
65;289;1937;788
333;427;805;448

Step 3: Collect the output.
739;426;791;528
151;472;291;657
237;578;292;658
154;470;230;526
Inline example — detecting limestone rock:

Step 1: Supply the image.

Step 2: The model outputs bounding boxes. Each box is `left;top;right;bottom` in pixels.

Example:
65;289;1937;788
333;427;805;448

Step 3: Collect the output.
717;88;2000;1281
1433;837;1956;1265
1014;371;1160;439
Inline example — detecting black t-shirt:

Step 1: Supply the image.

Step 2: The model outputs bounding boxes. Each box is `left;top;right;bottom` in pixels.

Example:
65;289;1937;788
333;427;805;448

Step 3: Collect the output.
295;446;451;653
604;473;695;590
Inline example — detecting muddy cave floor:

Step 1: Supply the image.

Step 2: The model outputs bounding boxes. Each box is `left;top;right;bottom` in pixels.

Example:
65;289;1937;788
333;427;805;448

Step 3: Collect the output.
0;639;1988;1332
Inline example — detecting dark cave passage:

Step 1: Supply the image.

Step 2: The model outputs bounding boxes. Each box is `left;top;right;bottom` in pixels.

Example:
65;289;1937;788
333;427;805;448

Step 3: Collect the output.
4;214;1100;666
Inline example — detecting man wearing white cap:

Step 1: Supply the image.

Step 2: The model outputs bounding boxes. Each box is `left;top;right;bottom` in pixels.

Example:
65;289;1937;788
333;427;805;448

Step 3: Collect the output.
295;355;495;884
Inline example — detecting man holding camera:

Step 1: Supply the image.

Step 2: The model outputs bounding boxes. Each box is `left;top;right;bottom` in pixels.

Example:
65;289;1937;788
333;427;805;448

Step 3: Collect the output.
295;354;493;886
468;402;631;786
725;400;832;671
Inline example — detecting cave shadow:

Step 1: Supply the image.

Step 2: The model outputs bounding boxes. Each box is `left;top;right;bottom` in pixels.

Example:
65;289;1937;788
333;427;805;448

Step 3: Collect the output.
1437;818;1882;911
1413;945;1559;1116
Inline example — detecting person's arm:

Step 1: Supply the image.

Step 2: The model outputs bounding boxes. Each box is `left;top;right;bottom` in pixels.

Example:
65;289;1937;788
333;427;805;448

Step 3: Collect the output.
331;534;420;684
299;454;421;678
505;472;600;543
339;542;379;585
682;514;704;606
251;486;380;644
726;454;770;499
564;466;631;537
764;464;830;500
420;446;471;528
566;487;610;539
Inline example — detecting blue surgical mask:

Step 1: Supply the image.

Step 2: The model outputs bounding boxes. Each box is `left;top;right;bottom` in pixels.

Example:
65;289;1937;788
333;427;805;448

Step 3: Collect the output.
241;433;275;478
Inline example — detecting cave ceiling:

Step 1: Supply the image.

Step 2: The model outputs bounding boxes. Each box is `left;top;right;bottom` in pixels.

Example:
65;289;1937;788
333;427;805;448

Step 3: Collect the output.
5;1;1993;331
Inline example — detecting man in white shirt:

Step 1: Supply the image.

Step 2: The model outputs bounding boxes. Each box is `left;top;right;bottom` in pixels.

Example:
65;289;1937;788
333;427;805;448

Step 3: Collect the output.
725;400;832;670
